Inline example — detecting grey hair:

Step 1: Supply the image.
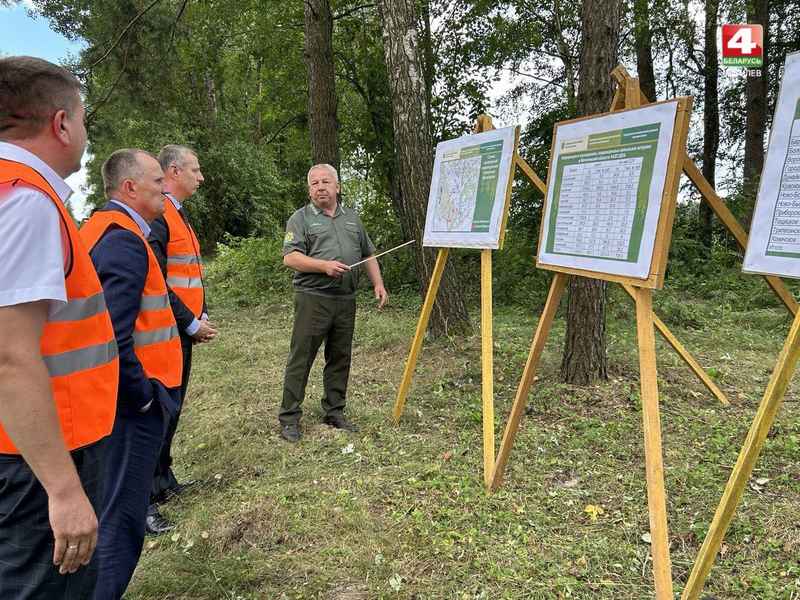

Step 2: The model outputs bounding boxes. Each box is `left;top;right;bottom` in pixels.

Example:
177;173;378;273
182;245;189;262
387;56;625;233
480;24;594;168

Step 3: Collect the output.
307;163;338;185
101;149;153;196
158;144;197;172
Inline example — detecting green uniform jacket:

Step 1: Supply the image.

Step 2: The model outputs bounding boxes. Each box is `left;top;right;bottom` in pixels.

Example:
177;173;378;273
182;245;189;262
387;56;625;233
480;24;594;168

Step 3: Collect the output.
282;202;376;298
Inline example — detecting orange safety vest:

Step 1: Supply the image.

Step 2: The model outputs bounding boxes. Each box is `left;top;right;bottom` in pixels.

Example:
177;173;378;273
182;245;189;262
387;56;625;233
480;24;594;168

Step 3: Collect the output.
0;160;119;454
163;198;205;316
81;210;183;389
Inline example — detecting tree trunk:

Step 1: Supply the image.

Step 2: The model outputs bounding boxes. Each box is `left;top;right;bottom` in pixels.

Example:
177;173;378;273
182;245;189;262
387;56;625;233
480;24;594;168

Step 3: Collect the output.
377;0;471;337
744;0;769;220
304;0;340;172
632;0;657;102
560;0;622;385
553;0;577;114
699;0;719;251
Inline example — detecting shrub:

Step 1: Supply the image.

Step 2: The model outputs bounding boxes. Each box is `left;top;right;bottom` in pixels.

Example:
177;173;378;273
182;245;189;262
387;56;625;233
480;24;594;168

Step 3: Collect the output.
206;234;292;306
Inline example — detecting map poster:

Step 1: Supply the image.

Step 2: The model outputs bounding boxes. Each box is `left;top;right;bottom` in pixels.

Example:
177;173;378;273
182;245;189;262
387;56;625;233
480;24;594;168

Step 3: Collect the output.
744;51;800;278
536;100;680;280
422;126;518;249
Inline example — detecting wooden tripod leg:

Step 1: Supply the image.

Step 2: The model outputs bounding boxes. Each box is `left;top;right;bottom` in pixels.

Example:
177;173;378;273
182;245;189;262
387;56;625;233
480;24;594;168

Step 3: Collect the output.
392;248;449;423
683;158;798;316
489;273;568;492
681;309;800;599
635;286;674;600
481;250;495;488
621;284;729;406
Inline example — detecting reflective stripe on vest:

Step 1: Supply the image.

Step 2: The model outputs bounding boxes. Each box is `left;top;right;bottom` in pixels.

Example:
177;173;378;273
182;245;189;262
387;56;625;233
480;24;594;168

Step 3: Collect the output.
80;210;183;389
163;199;205;315
140;293;170;311
43;340;119;378
48;291;107;322
167;254;200;265
166;276;203;289
134;325;180;347
0;160;119;454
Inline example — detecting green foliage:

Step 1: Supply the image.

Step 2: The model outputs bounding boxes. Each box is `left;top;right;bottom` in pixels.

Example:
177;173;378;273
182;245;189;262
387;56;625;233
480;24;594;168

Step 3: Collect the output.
492;231;551;307
206;234;291;307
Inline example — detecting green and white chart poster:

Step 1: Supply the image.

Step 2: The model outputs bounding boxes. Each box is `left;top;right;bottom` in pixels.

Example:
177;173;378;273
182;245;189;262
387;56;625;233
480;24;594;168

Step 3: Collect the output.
744;51;800;278
423;126;516;249
537;101;678;279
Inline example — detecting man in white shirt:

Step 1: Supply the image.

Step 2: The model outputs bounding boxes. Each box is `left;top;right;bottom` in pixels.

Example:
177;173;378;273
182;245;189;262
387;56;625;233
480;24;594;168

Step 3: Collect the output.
0;56;117;599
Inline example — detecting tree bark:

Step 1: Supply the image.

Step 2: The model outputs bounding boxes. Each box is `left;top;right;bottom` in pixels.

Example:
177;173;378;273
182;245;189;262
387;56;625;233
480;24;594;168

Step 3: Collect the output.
744;0;769;219
377;0;471;337
632;0;657;102
304;0;340;172
699;0;719;251
560;0;622;385
553;0;577;114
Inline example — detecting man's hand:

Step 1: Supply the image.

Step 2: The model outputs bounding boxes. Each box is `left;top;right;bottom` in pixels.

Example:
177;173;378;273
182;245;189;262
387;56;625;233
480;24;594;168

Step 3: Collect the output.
191;318;218;343
323;260;350;278
374;284;388;309
49;487;98;574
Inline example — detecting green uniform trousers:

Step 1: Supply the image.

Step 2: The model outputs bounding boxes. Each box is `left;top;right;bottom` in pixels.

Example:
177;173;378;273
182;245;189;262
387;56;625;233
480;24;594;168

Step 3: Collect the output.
280;291;356;425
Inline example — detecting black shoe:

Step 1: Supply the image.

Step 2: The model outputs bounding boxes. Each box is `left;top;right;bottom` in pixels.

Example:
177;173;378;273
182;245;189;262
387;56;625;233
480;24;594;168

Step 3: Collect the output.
145;505;175;535
280;423;301;443
161;479;198;503
322;414;358;432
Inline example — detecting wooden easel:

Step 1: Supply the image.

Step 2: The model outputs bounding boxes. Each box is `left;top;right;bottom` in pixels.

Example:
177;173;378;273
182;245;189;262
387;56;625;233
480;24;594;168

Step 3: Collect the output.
680;51;800;599
610;66;798;317
490;84;693;599
392;116;518;488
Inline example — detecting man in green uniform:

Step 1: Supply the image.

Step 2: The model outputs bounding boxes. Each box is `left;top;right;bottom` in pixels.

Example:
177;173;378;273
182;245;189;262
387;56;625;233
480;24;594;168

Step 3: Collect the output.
280;163;388;442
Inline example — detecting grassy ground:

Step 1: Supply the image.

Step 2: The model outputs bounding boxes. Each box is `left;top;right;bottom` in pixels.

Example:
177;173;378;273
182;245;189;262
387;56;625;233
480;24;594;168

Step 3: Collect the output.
127;282;800;599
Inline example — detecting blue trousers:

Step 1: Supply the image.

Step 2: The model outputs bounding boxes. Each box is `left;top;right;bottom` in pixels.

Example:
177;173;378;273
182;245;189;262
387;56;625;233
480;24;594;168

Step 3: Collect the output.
0;440;106;600
93;404;165;599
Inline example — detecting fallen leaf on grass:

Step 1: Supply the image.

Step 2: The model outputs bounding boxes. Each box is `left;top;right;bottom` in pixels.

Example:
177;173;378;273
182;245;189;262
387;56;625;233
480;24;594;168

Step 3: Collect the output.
584;504;604;522
388;574;402;592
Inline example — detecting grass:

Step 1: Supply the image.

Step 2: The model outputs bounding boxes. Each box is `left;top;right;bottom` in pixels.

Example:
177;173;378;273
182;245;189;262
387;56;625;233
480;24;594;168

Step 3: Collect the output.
127;280;800;599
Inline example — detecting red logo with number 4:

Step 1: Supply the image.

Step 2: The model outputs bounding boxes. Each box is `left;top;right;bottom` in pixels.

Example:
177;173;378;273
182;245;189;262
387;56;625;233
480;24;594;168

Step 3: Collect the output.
722;24;763;67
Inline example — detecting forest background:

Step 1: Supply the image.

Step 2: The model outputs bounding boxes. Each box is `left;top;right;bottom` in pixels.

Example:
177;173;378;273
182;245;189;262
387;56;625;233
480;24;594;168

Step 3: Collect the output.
4;0;797;314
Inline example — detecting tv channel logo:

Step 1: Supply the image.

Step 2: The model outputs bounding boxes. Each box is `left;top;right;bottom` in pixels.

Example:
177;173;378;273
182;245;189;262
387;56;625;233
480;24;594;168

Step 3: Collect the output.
721;24;763;67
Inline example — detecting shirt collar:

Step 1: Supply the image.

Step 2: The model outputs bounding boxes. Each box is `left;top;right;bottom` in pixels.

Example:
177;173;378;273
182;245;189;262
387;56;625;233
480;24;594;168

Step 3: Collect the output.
109;199;151;238
308;202;343;217
0;141;73;202
165;192;182;211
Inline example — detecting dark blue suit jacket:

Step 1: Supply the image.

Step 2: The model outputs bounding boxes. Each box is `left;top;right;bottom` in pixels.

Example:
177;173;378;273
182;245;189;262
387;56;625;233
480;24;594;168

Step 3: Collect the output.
88;203;179;417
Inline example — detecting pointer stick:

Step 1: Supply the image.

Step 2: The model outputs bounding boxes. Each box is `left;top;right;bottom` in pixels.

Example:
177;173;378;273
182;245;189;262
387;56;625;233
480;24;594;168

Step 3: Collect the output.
348;239;416;268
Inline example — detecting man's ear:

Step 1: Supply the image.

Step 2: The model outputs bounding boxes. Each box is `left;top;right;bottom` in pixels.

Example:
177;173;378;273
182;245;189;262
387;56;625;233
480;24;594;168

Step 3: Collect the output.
51;109;70;147
123;179;136;195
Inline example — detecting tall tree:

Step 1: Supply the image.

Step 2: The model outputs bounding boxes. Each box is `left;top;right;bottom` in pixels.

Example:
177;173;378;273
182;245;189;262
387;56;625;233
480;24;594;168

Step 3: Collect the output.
632;0;657;102
304;0;340;172
560;0;622;385
699;0;719;250
376;0;471;336
743;0;769;216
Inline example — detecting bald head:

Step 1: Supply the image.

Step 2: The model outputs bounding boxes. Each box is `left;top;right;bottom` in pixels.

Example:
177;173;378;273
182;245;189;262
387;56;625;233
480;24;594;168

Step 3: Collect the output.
102;149;165;222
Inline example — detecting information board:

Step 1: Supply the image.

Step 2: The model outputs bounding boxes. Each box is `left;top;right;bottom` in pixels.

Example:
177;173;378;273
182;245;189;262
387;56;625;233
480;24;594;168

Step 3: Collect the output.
743;52;800;278
537;101;681;281
423;126;518;249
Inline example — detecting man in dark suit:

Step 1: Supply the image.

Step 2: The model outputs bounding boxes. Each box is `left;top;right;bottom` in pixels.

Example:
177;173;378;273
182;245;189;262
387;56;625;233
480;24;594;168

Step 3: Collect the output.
147;145;216;525
81;149;183;599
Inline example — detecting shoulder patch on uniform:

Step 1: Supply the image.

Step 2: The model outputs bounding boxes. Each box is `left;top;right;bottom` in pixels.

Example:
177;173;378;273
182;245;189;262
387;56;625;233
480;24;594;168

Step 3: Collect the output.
284;231;294;243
